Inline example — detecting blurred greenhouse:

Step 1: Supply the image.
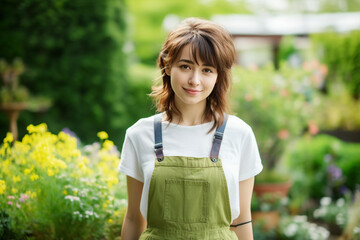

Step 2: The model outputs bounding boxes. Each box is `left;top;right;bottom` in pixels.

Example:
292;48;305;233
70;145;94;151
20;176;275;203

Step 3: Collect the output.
1;0;360;239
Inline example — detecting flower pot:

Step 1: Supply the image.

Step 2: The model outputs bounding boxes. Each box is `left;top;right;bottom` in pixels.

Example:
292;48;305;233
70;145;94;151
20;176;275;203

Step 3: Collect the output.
252;211;280;231
254;181;292;197
0;102;28;141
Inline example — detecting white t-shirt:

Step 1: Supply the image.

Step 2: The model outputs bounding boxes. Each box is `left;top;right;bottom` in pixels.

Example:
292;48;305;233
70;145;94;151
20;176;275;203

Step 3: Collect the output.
118;114;263;222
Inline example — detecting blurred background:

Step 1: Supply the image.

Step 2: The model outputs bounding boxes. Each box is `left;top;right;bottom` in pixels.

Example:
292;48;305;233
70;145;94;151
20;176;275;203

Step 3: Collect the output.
1;0;360;239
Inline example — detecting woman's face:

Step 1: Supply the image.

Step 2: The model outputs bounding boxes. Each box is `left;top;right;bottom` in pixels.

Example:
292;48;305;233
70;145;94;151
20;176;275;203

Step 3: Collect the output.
166;44;218;112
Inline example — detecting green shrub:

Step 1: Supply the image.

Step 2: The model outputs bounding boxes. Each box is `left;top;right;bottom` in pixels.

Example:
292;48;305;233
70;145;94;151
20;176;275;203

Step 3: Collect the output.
312;82;360;130
125;64;157;129
231;63;321;170
0;0;128;144
284;134;360;202
312;31;360;98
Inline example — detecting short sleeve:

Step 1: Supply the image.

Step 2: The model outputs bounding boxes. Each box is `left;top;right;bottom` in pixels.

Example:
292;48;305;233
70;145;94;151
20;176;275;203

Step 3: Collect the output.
238;127;263;181
118;130;144;182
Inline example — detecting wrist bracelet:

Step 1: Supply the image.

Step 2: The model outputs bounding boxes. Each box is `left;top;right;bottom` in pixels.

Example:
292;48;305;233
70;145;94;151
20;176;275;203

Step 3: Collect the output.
230;220;252;227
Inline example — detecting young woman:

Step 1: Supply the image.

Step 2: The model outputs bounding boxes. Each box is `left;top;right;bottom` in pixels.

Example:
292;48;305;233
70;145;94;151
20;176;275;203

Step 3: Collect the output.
119;17;263;240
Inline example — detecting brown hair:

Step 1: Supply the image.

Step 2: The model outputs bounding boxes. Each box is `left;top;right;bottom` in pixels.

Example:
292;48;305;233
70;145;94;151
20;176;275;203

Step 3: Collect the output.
150;17;236;130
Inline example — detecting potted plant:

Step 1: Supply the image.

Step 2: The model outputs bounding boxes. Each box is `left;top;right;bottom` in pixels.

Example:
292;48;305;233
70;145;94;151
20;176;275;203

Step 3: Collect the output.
251;193;288;231
231;61;327;194
0;58;52;140
0;58;29;141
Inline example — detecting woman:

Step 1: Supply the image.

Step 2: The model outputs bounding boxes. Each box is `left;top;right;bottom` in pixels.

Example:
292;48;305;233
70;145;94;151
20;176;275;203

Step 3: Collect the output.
119;17;263;240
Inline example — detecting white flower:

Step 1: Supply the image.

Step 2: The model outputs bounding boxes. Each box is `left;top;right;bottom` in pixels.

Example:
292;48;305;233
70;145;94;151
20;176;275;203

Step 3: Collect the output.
308;225;329;240
336;198;345;207
313;208;327;218
281;197;289;205
65;195;80;202
318;226;330;239
284;223;298;237
73;211;80;215
320;197;331;206
336;213;345;226
354;227;360;234
293;215;307;223
85;210;94;216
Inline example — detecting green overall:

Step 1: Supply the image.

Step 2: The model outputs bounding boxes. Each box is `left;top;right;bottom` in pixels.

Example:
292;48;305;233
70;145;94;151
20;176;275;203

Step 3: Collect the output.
139;114;238;240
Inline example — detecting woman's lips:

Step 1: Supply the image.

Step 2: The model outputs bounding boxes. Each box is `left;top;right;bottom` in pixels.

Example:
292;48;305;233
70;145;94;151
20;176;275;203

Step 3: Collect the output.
183;88;201;95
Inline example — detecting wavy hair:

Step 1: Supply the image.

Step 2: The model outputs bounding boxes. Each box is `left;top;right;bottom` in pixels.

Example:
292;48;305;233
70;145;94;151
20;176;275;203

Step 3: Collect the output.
150;17;236;130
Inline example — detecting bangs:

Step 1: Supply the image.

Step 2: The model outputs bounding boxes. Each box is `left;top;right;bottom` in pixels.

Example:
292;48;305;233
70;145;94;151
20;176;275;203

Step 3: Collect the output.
189;36;217;68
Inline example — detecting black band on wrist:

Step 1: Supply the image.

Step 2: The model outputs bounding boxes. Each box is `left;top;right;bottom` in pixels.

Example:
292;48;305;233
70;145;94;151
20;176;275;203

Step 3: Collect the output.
230;220;253;227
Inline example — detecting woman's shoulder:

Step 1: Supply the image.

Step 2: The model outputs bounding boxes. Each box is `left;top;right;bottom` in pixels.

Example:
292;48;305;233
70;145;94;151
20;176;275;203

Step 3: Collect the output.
226;114;253;134
126;114;155;138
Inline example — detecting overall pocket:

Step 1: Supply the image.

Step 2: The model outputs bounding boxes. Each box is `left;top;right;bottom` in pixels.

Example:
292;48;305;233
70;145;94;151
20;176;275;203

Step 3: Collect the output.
164;178;209;223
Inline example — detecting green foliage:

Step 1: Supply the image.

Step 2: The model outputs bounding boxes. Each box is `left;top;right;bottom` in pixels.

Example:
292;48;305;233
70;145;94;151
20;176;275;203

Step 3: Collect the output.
253;222;277;240
278;36;297;63
231;63;321;169
311;30;360;98
284;134;360;203
0;58;29;103
125;64;157;127
342;191;360;240
0;0;129;144
312;82;360;130
255;169;290;184
252;193;288;212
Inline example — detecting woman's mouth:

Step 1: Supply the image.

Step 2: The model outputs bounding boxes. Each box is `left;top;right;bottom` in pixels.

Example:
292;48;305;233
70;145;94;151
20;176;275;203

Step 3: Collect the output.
183;88;201;95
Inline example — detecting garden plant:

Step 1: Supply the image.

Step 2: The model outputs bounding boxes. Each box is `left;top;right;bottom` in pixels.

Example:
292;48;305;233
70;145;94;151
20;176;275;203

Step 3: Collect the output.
0;124;127;239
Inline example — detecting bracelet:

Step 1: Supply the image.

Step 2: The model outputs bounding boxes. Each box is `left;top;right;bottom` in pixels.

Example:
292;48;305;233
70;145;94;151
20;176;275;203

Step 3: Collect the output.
230;220;252;227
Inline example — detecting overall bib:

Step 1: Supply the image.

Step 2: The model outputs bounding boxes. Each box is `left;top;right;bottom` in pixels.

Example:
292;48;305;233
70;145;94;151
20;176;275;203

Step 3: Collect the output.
139;114;238;240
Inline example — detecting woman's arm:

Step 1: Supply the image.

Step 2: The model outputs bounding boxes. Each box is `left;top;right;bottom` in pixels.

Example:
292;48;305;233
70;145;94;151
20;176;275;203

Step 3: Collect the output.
121;176;147;240
230;177;255;240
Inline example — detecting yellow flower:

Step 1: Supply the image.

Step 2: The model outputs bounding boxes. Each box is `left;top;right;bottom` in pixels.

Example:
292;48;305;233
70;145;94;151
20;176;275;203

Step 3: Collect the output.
1;160;10;175
103;140;114;151
97;131;108;140
74;190;78;195
24;167;34;175
30;191;37;199
108;219;113;223
25;191;37;198
11;188;18;194
4;132;13;143
27;123;48;134
63;190;68;195
0;180;6;194
13;175;21;183
47;169;55;176
30;174;39;181
107;177;118;188
53;158;67;169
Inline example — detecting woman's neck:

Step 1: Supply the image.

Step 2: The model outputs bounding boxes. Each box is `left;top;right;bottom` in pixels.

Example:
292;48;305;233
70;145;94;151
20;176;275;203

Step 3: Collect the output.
171;104;209;126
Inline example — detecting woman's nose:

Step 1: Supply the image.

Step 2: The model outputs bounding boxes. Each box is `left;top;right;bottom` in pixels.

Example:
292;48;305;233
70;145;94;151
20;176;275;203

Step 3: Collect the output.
189;70;200;86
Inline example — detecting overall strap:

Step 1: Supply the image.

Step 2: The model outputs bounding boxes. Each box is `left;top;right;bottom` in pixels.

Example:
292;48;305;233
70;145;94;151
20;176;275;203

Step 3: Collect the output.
154;113;164;162
210;114;229;163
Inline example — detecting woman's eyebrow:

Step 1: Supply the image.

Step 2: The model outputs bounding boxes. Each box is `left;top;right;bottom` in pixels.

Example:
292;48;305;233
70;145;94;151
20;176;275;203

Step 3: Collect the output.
178;59;214;67
178;59;194;64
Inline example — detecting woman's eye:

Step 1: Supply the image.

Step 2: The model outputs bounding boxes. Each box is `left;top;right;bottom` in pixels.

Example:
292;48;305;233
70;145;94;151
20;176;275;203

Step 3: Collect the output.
203;68;213;73
180;65;190;70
